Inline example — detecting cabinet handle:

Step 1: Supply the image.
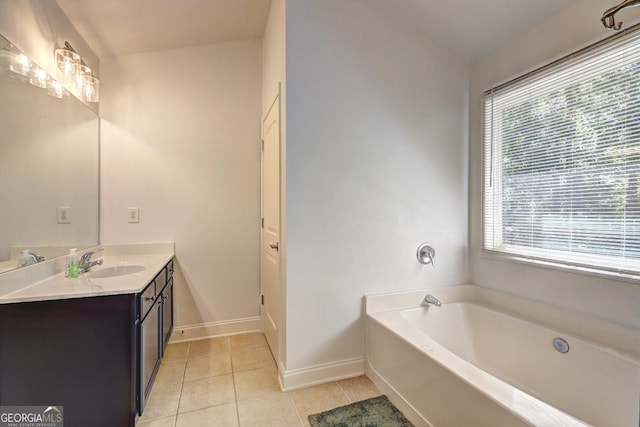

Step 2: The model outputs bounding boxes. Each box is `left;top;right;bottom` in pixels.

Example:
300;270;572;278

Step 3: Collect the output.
144;297;154;301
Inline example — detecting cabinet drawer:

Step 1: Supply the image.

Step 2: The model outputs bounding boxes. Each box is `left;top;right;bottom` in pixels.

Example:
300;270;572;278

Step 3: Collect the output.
140;281;156;319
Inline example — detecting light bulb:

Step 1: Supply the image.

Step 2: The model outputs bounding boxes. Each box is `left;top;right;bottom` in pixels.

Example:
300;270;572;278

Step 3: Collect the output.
29;67;48;88
9;53;31;76
55;48;79;79
48;80;66;98
83;74;99;102
75;63;91;93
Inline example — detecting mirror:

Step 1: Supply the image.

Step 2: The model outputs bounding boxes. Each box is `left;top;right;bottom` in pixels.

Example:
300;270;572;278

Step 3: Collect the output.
0;33;99;274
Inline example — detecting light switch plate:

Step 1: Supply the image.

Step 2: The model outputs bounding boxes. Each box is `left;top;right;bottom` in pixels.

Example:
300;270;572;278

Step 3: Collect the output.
127;207;140;223
57;207;71;224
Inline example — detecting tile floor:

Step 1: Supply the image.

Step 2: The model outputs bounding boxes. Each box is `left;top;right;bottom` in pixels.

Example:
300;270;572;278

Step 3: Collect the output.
137;332;382;427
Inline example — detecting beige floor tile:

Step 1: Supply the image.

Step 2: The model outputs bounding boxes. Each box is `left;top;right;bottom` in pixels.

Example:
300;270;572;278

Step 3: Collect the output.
189;337;230;358
137;415;176;427
146;334;383;427
291;382;349;422
229;332;267;350
163;342;189;361
175;403;239;427
140;382;182;421
231;345;275;372
237;394;302;427
184;352;232;381
234;365;281;401
154;359;187;385
179;375;236;413
337;375;381;402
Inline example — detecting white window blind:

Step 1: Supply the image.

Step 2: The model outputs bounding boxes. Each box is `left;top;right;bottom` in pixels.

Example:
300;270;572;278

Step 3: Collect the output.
483;26;640;276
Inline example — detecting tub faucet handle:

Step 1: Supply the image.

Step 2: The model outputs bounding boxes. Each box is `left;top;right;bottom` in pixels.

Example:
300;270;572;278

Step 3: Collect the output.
416;243;435;267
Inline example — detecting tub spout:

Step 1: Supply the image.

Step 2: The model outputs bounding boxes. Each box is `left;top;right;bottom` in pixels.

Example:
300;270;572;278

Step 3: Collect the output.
424;294;441;307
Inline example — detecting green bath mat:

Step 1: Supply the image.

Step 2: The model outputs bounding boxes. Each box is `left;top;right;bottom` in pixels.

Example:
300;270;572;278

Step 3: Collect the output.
308;395;414;427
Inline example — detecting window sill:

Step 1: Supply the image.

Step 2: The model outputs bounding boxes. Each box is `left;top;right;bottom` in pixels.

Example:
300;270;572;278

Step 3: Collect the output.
479;250;640;285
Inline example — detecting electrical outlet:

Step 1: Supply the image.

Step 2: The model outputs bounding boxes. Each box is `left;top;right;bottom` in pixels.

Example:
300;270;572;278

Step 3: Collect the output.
57;207;71;224
127;207;140;223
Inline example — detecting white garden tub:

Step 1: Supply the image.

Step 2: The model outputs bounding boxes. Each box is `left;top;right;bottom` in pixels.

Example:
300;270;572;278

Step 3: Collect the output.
365;284;639;427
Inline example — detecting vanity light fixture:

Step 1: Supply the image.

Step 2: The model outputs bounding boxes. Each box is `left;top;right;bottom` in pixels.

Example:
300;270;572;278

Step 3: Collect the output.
9;53;31;77
29;67;48;88
1;45;69;99
82;74;99;103
47;80;66;99
0;45;73;102
54;46;79;79
74;63;91;92
55;41;99;103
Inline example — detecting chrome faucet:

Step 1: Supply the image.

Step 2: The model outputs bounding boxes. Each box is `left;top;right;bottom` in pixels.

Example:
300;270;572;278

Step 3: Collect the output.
79;247;104;272
424;294;441;307
17;251;45;268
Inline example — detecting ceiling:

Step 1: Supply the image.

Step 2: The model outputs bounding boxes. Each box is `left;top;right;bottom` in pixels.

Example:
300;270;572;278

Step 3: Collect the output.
55;0;582;61
54;0;273;58
366;0;581;61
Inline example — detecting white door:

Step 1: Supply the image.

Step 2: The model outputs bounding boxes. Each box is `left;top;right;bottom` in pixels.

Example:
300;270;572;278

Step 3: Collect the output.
261;93;280;361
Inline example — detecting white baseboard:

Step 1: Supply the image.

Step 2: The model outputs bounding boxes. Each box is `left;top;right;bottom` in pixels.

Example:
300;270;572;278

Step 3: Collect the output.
280;357;365;391
169;316;262;343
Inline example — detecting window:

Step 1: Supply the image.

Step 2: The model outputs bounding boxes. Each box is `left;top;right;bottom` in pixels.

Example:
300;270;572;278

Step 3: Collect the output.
483;27;640;277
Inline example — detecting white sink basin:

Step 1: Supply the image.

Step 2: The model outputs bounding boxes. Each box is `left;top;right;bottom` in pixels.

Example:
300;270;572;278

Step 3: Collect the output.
89;265;146;279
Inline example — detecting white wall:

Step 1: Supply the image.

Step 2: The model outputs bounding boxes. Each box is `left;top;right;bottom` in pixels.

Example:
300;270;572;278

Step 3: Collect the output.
469;0;640;328
262;0;286;115
100;40;263;330
283;0;469;380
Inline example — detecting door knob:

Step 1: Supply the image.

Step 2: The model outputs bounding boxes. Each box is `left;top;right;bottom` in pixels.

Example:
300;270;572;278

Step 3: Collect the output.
269;242;279;251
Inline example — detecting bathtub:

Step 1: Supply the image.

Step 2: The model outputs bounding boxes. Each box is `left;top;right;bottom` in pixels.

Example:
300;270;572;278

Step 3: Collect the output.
365;285;640;427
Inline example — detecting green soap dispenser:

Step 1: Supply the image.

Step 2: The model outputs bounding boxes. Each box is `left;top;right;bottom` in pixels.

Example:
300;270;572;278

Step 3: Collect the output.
66;248;79;278
17;250;33;268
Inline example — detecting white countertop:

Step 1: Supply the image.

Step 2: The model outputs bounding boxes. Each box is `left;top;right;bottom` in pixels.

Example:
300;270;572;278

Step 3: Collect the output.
0;248;174;304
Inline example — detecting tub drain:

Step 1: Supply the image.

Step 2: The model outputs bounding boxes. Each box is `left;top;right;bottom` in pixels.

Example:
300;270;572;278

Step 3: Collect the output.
553;337;570;353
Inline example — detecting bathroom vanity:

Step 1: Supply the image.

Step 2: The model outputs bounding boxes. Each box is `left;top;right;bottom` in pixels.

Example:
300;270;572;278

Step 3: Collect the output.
0;247;174;427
